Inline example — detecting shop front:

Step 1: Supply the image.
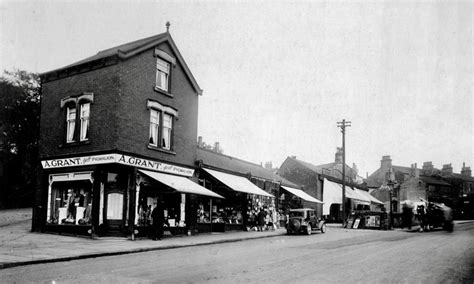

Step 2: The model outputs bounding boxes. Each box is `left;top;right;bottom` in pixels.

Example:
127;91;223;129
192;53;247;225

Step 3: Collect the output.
39;152;224;238
196;168;274;232
134;169;223;237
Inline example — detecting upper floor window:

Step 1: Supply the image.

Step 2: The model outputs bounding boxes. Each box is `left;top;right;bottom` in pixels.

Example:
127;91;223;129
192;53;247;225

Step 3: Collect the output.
147;100;178;152
154;49;176;95
149;109;160;147
80;103;90;141
66;106;76;143
156;58;170;92
162;113;172;150
60;93;94;145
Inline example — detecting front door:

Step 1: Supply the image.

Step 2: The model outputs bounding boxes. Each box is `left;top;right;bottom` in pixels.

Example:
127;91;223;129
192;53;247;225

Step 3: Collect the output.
105;192;123;232
104;172;127;235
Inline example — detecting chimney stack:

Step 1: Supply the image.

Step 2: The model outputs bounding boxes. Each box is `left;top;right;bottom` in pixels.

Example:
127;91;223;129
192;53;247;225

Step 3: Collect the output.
335;147;343;164
461;162;472;177
441;163;453;175
410;163;420;178
422;161;434;173
264;161;273;170
213;142;220;152
381;155;392;169
197;136;203;147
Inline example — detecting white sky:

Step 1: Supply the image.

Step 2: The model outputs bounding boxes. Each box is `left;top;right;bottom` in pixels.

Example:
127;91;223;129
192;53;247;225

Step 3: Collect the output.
1;1;472;176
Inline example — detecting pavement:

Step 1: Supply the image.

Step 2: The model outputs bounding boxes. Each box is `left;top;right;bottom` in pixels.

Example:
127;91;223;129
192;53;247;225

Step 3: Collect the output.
0;208;289;269
1;208;472;270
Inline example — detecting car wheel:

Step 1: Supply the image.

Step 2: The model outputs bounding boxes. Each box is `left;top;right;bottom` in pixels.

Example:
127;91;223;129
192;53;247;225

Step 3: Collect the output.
320;223;327;234
306;224;312;235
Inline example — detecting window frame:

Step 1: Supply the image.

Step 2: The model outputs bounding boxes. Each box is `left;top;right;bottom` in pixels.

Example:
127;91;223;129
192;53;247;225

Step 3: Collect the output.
147;100;178;153
155;57;171;93
66;105;77;143
79;102;90;142
60;93;94;146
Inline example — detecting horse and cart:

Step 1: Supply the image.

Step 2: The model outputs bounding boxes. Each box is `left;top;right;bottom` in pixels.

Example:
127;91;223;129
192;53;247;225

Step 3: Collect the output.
414;199;454;232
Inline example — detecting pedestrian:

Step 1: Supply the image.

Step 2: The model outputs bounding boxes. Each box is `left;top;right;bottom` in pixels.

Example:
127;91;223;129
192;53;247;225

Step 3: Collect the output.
402;205;413;230
257;208;266;232
151;201;165;240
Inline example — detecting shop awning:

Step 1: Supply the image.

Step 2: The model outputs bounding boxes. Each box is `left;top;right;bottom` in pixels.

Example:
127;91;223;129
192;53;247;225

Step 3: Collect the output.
357;189;384;205
203;168;274;198
281;186;323;204
139;170;224;199
322;179;372;214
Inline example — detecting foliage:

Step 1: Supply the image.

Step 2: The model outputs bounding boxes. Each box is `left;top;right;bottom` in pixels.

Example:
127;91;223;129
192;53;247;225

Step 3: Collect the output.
0;69;41;208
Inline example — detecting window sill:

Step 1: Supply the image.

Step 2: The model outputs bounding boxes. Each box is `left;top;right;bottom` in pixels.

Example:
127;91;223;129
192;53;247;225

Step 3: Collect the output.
154;86;173;98
147;145;176;155
59;140;91;148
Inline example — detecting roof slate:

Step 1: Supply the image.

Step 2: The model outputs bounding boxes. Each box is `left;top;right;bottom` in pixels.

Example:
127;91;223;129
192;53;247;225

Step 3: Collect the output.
196;147;299;188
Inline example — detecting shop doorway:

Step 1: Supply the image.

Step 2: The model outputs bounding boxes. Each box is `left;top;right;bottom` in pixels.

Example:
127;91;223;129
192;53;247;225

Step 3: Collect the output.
105;192;124;232
103;172;127;235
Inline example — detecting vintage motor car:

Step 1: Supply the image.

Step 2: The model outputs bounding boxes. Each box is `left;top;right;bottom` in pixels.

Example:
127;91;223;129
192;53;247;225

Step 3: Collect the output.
286;208;327;235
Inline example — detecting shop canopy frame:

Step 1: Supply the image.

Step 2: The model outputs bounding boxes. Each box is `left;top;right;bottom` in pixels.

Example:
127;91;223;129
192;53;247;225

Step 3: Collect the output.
281;186;323;204
203;168;274;198
323;179;376;215
139;170;224;199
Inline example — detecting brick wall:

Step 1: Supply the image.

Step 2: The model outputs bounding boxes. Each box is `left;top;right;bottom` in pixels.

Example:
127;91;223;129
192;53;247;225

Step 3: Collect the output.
39;41;199;168
279;158;323;216
116;42;198;166
39;64;121;159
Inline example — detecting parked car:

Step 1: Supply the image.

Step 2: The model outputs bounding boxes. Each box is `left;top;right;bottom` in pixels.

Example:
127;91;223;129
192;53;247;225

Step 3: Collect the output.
286;208;326;235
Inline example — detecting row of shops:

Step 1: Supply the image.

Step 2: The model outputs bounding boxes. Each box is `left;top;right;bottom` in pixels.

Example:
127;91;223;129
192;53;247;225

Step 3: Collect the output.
37;151;323;238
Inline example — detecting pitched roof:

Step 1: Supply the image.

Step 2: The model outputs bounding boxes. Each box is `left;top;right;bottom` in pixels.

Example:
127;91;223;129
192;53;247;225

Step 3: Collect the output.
286;157;355;177
419;176;453;186
41;32;202;95
196;147;299;188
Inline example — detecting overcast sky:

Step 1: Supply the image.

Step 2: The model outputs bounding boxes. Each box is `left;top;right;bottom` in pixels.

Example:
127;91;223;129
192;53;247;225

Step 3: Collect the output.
1;1;472;176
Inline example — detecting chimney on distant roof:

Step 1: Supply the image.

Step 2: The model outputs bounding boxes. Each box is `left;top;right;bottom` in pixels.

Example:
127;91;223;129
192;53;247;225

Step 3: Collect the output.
441;163;453;175
423;161;434;172
213;142;220;153
335;147;343;163
381;155;392;169
461;162;472;177
265;161;273;170
410;163;420;178
290;156;296;159
197;136;203;147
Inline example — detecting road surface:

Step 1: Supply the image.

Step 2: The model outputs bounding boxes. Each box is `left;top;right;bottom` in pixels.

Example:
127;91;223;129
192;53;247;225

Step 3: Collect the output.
1;222;473;283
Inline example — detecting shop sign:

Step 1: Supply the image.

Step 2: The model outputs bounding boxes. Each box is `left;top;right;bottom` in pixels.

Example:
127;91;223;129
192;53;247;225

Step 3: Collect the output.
41;153;194;177
116;154;194;177
41;154;116;169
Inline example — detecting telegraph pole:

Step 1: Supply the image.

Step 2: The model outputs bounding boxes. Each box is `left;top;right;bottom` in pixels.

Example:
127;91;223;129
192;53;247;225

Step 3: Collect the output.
337;119;351;227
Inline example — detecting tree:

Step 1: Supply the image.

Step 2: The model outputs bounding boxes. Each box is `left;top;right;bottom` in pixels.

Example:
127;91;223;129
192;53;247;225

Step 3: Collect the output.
0;69;40;208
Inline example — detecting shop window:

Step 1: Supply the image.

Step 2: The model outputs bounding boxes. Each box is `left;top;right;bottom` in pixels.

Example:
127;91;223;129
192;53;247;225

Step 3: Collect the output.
48;181;93;225
147;100;177;152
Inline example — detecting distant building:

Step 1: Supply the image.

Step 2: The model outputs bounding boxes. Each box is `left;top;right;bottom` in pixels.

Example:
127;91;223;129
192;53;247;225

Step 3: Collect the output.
278;156;382;222
367;156;474;219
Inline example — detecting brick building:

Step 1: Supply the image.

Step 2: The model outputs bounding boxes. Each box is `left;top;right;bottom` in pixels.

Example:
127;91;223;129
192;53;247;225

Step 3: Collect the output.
34;29;224;238
278;156;380;223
